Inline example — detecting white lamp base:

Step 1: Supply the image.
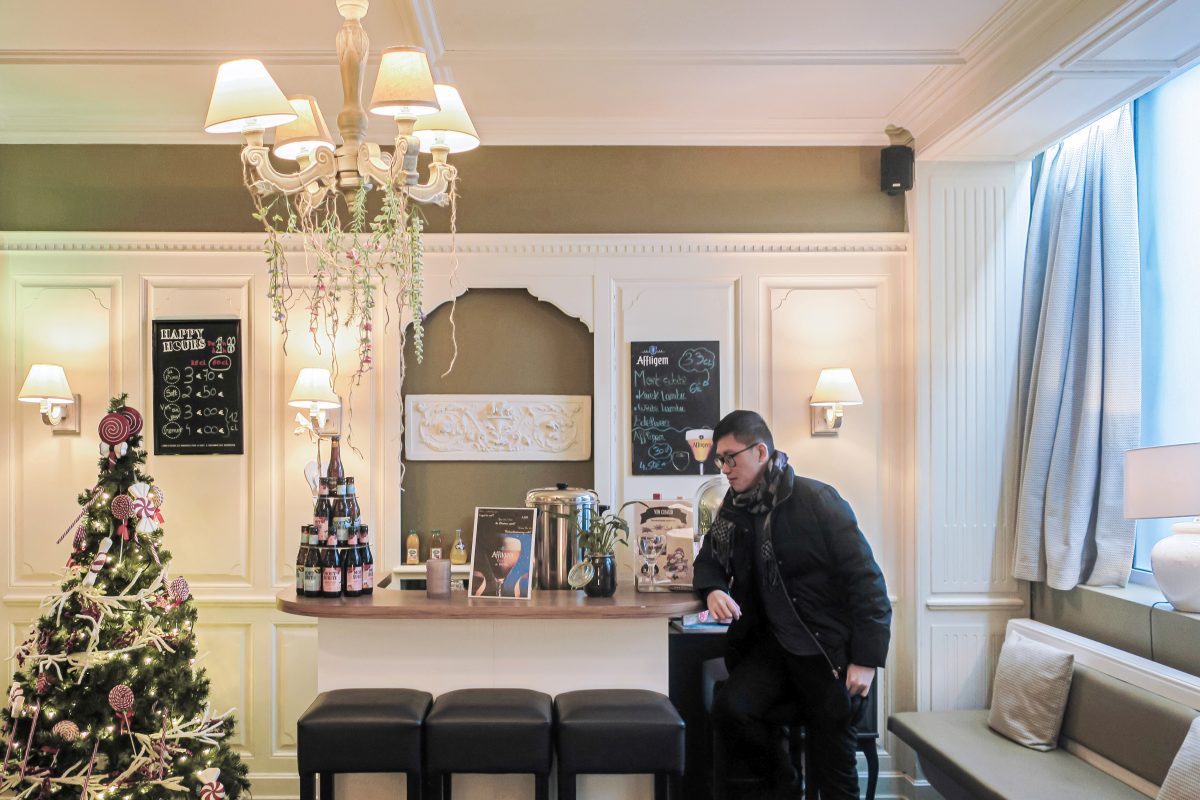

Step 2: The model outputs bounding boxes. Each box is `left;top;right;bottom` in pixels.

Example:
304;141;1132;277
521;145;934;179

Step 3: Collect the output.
1150;520;1200;612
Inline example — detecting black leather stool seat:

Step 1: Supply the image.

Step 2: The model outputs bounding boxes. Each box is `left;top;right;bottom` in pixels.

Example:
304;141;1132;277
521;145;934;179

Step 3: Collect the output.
426;688;553;775
555;689;686;800
297;688;433;800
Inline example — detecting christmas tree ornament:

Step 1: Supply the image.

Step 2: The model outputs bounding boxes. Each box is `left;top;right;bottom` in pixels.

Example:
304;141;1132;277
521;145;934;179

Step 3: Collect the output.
110;495;135;540
169;577;191;604
82;537;113;586
108;685;134;734
198;768;226;800
98;412;132;466
149;485;166;509
51;720;80;742
72;525;85;551
19;702;41;778
128;483;163;533
35;672;52;695
2;683;24;773
119;406;144;438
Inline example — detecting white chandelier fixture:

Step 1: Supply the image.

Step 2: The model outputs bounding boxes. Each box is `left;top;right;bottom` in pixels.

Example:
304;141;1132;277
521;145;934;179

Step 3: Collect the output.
202;0;479;377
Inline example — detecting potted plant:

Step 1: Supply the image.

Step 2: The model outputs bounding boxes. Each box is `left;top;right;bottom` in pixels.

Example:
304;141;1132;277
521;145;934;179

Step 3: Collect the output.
557;503;635;597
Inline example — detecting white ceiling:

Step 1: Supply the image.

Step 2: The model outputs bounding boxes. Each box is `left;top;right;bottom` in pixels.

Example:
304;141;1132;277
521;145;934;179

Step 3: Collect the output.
2;0;1199;159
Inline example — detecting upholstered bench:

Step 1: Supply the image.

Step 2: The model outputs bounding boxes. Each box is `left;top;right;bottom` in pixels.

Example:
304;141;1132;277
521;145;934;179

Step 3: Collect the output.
890;664;1199;800
425;688;553;800
554;689;686;800
297;688;433;800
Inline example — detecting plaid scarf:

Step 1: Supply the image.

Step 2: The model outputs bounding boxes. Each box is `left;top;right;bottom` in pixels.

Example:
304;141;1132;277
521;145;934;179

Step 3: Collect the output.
707;450;790;574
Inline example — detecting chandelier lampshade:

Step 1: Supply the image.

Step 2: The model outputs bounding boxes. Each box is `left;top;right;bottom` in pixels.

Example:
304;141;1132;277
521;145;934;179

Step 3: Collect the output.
369;46;440;118
273;95;336;161
204;59;297;134
414;84;480;154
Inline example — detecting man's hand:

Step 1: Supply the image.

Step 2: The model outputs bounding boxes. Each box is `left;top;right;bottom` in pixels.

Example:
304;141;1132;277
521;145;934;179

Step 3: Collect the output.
706;590;741;623
845;664;875;698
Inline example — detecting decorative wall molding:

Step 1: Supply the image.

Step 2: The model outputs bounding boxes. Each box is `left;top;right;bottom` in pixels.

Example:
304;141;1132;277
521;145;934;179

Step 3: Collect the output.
404;394;592;461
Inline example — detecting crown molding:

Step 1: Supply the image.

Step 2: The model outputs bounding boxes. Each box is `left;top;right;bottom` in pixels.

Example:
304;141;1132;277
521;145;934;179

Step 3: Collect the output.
0;48;381;67
0;232;910;255
441;48;964;67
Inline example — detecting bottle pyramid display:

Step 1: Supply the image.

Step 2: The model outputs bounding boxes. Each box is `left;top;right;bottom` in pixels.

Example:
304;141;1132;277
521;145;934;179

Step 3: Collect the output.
0;396;249;800
295;436;373;599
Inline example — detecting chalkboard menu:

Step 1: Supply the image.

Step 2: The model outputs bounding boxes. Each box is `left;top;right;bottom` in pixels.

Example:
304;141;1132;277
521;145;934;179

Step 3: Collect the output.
630;341;720;475
152;319;244;456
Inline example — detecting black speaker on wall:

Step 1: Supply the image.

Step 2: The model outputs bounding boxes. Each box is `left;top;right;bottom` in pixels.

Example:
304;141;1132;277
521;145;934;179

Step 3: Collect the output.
881;145;914;195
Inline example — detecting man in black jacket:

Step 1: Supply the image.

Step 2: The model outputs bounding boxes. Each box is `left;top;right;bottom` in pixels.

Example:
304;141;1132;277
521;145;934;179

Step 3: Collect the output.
693;410;891;799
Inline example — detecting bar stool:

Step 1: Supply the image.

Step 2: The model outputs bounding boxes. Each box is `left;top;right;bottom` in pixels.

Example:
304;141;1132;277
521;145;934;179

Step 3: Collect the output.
554;689;686;800
297;688;432;800
425;688;553;800
702;658;879;800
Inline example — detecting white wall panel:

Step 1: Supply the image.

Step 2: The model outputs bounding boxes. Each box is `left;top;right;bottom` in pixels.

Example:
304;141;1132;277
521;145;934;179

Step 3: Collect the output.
272;624;317;757
194;621;252;749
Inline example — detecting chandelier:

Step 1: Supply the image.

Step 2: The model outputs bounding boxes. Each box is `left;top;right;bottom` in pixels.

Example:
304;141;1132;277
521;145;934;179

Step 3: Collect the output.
202;0;478;378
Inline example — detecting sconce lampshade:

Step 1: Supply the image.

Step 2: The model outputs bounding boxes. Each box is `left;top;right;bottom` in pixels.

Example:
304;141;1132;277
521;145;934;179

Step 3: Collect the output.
273;95;336;161
1124;443;1200;519
288;368;340;410
18;364;74;404
413;84;480;153
204;59;297;134
810;368;863;406
368;47;440;117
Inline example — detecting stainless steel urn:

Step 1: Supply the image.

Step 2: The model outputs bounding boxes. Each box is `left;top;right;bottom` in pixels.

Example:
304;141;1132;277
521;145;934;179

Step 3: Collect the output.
525;483;599;590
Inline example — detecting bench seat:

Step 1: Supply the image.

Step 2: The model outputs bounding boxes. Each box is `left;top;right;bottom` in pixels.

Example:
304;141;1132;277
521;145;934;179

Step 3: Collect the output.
889;710;1146;800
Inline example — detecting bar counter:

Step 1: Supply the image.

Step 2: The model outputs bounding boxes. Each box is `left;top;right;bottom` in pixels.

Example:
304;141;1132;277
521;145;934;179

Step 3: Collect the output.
277;583;704;800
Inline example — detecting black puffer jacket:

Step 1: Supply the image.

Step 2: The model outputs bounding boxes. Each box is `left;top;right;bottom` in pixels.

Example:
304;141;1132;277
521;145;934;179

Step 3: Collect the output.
693;468;891;670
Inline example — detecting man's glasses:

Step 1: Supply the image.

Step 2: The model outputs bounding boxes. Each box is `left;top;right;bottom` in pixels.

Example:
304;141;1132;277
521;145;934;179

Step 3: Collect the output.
712;442;762;470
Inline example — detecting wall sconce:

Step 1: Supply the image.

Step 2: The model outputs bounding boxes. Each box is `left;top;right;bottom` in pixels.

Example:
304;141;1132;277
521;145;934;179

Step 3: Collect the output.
809;367;863;437
18;364;80;435
288;368;341;439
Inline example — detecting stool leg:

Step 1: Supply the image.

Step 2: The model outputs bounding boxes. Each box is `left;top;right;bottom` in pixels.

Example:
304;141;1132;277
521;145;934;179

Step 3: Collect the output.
406;768;422;800
670;773;683;800
556;770;575;800
319;773;334;800
441;772;452;800
654;772;668;800
299;773;316;800
535;772;549;800
862;739;879;800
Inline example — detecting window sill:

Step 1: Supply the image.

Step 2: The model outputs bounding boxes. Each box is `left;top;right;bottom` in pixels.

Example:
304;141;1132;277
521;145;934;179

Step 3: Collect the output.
1079;579;1200;620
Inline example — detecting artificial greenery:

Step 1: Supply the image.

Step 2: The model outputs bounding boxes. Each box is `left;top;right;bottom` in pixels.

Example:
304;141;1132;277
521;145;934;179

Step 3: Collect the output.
0;395;249;800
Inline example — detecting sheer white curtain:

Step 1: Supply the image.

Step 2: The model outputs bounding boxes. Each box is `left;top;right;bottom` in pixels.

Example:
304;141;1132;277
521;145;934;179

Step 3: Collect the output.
1011;106;1141;589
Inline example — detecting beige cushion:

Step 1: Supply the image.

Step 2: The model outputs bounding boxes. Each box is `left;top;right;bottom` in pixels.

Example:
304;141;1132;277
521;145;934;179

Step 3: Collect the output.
1159;716;1200;800
987;631;1074;751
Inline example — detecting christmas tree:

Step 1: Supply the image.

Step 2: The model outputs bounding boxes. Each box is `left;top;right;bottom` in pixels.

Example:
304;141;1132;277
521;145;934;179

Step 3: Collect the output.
1;396;249;800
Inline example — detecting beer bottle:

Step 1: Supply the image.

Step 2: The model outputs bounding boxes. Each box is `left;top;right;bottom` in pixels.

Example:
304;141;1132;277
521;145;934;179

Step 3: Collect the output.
314;478;332;541
345;477;361;538
360;525;374;595
321;532;342;598
342;530;363;597
430;529;444;560
331;480;350;546
406;529;421;565
296;525;310;596
450;528;468;565
303;527;323;597
326;435;345;483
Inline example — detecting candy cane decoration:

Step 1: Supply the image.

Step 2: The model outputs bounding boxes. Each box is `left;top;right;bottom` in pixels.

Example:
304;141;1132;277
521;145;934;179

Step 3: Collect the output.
83;538;113;587
79;738;100;800
57;485;105;544
2;683;24;773
18;701;41;779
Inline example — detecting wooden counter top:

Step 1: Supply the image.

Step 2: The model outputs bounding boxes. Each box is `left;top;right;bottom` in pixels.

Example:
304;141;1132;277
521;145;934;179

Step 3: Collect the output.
277;584;702;620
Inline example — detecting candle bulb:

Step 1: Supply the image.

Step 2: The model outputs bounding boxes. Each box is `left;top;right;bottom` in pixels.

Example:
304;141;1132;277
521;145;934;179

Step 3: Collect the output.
426;558;451;599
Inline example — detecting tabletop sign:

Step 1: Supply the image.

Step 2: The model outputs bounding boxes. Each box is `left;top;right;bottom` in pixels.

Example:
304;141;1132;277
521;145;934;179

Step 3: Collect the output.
631;340;720;475
151;319;244;455
469;507;538;600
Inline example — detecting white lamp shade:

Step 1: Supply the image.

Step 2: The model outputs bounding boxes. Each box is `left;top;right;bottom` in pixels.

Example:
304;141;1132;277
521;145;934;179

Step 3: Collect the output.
288;368;340;410
368;47;440;117
413;84;480;153
1124;443;1200;519
204;59;297;134
273;95;336;161
810;368;863;406
18;364;74;404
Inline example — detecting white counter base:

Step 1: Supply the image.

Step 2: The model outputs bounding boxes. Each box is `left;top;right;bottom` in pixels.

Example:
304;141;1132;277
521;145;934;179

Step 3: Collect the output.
317;617;671;800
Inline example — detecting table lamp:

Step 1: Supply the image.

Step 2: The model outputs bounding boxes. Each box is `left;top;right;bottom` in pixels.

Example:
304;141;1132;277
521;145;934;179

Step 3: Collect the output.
1124;442;1200;611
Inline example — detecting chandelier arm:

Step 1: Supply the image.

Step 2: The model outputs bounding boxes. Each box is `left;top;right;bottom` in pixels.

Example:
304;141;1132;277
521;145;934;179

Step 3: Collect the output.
243;146;338;196
406;162;457;206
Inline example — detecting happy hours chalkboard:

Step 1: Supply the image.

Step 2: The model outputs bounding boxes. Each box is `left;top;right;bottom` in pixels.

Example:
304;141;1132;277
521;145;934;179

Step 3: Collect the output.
631;341;720;475
152;320;244;455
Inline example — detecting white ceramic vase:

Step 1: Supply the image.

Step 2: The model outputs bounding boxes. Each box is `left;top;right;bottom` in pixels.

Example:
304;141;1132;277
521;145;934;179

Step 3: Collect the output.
1150;520;1200;612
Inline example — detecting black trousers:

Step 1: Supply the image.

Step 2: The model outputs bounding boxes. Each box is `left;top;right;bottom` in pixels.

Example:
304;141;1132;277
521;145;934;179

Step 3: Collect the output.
712;634;862;799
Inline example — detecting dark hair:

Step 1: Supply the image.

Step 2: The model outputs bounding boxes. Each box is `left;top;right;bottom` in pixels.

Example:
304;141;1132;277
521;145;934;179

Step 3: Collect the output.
712;410;774;453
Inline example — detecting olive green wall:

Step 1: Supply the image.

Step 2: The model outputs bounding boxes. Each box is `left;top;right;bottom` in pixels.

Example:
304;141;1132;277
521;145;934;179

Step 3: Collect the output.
0;145;904;233
399;289;593;556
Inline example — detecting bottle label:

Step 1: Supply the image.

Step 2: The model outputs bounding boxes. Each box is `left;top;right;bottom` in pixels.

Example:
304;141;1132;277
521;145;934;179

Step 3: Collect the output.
348;566;363;593
314;519;329;537
295;565;305;590
322;567;341;594
304;566;322;594
430;547;443;560
334;517;350;544
363;563;373;589
406;547;419;564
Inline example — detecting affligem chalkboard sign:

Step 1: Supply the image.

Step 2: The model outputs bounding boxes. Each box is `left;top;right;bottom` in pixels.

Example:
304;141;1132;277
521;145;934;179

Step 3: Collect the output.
630;341;720;475
152;319;244;456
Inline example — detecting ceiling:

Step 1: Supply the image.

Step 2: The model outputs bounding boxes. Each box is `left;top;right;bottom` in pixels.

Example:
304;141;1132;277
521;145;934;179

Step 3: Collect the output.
1;0;1199;159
